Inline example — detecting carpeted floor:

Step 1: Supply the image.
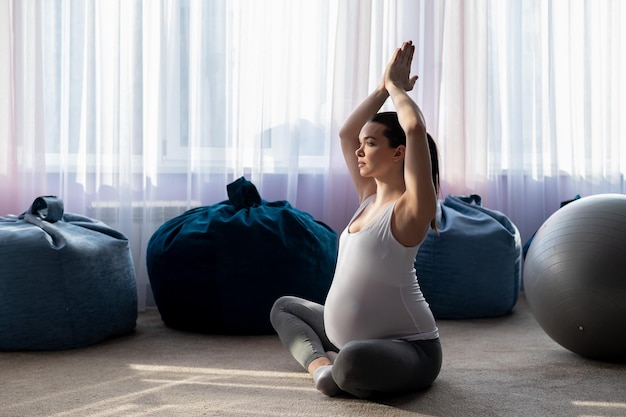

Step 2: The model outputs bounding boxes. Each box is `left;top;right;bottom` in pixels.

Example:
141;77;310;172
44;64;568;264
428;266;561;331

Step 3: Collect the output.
1;293;625;417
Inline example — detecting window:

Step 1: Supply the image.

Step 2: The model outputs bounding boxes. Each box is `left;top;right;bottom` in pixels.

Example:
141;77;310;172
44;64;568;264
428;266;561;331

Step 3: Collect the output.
40;0;335;175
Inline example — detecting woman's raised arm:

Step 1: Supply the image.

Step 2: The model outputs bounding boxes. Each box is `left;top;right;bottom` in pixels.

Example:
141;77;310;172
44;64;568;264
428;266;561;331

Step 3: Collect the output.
385;41;437;246
338;81;388;203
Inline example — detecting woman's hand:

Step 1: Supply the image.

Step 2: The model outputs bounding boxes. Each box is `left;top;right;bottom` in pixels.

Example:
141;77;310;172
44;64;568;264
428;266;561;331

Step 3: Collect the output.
384;40;419;92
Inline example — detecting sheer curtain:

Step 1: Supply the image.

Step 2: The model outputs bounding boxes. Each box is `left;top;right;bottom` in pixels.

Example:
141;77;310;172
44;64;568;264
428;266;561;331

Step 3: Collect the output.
436;0;626;242
2;0;625;309
486;0;626;242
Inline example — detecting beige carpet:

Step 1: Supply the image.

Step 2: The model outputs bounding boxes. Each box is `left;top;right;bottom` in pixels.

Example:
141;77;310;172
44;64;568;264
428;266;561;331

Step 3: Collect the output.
1;293;625;417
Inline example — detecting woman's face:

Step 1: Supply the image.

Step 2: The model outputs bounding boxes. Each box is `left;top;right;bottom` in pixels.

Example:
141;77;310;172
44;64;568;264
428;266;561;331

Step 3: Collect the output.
356;121;401;178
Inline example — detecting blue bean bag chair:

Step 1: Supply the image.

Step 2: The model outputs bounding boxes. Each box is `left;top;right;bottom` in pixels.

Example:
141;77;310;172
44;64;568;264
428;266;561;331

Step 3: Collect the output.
146;177;338;335
0;196;138;351
415;194;522;318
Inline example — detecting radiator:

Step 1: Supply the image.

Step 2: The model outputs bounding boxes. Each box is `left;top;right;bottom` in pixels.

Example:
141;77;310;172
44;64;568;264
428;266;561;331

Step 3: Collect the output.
88;200;200;227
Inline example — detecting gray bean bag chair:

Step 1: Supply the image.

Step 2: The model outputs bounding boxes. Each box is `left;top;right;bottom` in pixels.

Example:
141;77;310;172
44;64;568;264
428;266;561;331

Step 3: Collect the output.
415;194;522;318
0;196;138;350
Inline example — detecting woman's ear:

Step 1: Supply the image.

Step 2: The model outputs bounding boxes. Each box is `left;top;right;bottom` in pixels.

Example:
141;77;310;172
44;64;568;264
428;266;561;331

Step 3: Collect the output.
393;145;406;161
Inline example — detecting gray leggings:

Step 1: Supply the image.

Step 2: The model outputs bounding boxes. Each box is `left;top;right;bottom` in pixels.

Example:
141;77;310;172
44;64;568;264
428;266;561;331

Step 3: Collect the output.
270;295;442;398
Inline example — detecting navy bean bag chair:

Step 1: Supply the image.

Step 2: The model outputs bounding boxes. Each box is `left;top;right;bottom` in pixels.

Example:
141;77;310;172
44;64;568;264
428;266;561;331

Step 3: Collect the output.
146;177;338;335
415;194;522;318
0;196;138;351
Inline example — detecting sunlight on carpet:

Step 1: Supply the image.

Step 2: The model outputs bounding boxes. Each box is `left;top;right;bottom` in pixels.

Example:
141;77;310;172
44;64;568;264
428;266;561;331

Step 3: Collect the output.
14;364;311;417
142;378;315;391
572;401;626;408
573;400;626;417
128;363;309;379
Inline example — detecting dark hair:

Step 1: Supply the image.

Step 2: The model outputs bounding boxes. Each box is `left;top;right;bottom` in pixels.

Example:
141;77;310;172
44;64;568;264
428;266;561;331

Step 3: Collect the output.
370;112;407;148
369;112;440;197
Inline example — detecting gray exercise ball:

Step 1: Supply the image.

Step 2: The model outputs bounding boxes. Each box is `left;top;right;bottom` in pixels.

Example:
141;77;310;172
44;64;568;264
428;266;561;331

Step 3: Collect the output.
523;194;626;361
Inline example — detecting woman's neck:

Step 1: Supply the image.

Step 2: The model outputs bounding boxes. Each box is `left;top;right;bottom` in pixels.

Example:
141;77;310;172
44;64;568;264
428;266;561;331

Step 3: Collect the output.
373;178;405;205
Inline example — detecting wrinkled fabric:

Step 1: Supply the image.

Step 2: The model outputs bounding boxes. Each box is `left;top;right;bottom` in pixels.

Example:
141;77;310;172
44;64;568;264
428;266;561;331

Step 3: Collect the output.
0;197;138;351
415;194;522;319
147;177;338;334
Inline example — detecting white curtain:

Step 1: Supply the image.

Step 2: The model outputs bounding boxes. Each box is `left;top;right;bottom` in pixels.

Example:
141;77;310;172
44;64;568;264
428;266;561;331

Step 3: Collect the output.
436;0;626;243
2;0;625;309
485;0;626;242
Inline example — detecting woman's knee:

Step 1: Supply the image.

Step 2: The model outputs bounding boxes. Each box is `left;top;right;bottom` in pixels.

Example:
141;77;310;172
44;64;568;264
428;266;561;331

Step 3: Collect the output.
332;341;376;391
270;295;321;330
269;295;294;327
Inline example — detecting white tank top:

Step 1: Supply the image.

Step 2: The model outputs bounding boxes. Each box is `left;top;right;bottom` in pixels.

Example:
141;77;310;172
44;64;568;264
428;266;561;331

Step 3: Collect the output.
324;195;439;348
